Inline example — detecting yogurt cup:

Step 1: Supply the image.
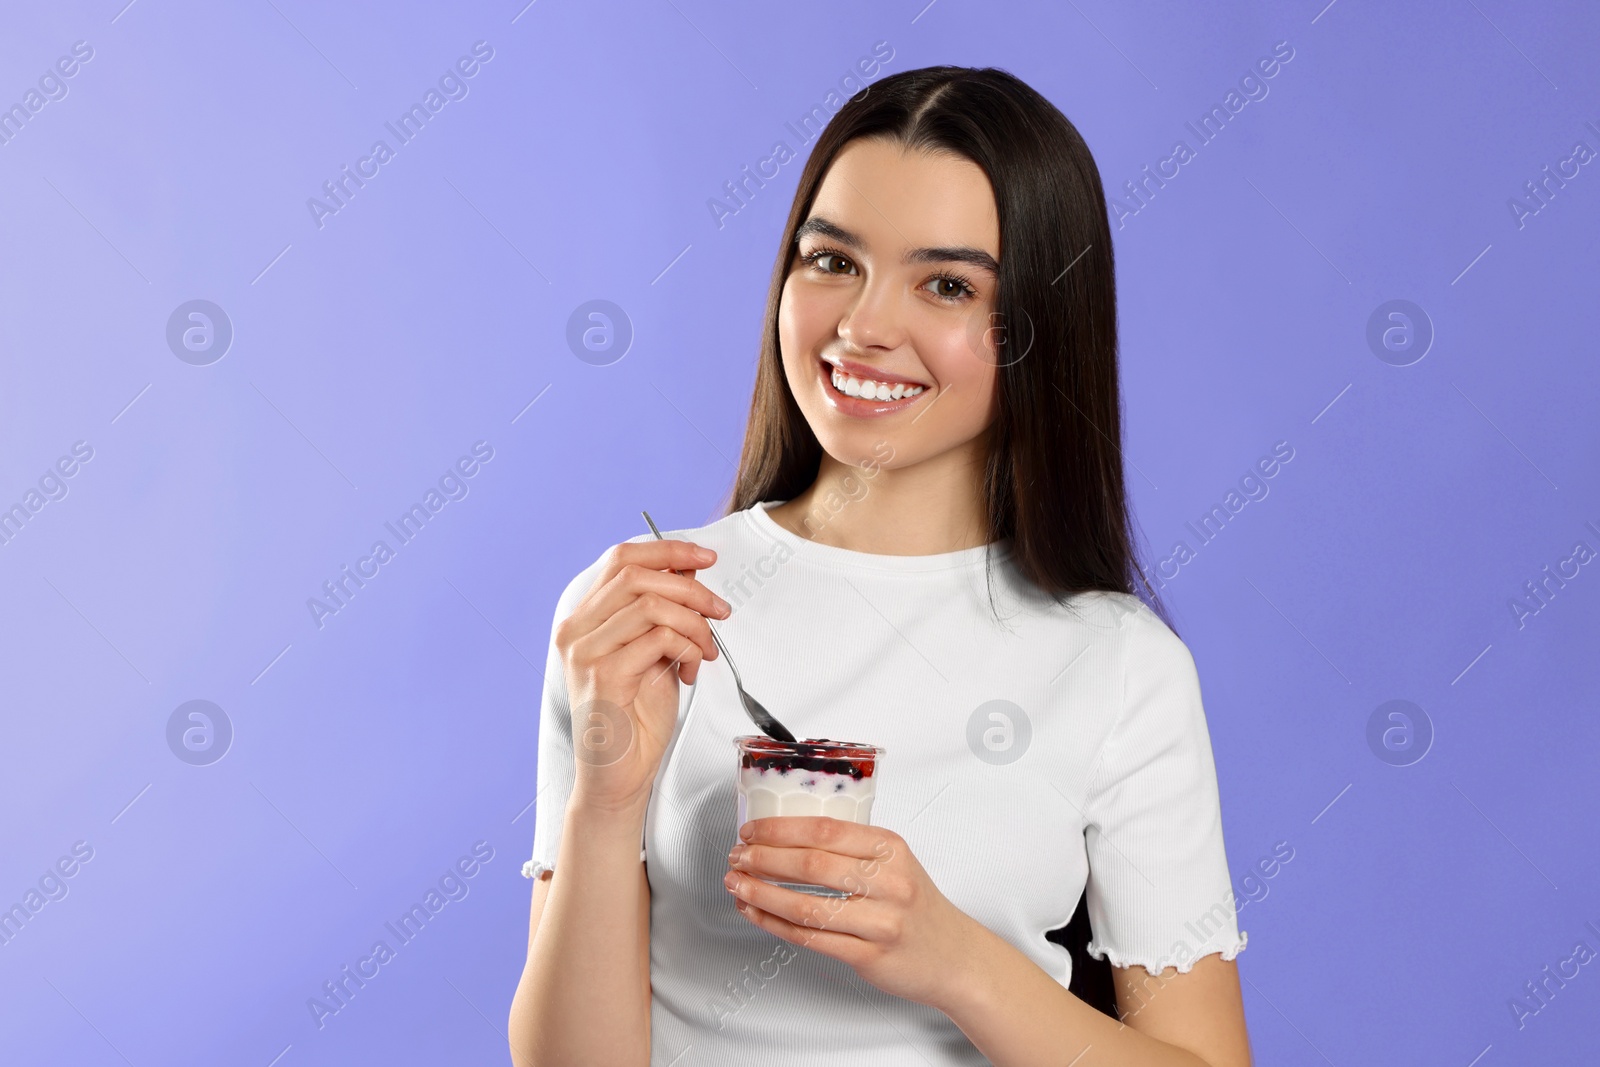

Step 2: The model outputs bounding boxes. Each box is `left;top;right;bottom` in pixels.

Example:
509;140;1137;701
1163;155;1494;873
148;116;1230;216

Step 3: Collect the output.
733;735;885;898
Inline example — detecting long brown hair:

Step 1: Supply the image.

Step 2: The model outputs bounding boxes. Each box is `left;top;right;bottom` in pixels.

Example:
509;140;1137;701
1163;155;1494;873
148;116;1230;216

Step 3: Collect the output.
719;64;1170;633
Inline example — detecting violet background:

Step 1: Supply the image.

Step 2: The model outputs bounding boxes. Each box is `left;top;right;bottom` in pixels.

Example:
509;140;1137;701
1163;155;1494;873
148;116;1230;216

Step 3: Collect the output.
1;0;1596;1063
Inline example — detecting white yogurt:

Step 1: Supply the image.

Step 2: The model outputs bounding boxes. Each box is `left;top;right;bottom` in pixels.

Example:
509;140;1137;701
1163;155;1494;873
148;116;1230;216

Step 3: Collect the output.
736;763;878;826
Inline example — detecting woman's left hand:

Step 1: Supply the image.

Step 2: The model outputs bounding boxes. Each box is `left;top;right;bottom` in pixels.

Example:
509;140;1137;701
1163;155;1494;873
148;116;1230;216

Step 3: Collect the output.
724;816;983;1009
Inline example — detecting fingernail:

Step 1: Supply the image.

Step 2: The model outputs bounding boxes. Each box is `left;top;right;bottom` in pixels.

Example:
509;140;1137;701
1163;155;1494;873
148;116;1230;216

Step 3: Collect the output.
696;546;715;562
724;871;739;890
728;845;745;866
714;596;731;615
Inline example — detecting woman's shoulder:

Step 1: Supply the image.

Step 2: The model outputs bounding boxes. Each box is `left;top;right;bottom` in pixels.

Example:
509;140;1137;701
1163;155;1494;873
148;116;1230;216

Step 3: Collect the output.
1042;588;1195;666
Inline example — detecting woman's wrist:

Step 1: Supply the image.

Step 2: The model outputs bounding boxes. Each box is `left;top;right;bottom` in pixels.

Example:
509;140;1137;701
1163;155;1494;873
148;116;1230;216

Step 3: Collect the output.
566;788;652;833
924;915;1006;1020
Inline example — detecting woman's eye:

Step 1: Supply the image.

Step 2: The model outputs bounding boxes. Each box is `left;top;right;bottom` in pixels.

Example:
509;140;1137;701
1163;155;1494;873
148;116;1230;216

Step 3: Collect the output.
813;253;854;275
925;277;972;300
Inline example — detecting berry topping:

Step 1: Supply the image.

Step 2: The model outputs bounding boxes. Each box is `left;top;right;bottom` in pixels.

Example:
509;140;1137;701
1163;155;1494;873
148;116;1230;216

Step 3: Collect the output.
739;736;878;779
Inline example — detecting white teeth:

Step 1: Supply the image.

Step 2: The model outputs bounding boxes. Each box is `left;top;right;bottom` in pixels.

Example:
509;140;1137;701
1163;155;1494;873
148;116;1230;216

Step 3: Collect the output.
829;365;925;401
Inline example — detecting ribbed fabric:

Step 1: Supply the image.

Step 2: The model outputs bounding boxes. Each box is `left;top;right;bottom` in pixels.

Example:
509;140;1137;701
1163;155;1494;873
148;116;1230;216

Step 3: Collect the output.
525;500;1246;1064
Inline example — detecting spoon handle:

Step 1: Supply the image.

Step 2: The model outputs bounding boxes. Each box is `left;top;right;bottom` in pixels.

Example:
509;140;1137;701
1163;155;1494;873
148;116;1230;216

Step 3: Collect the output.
639;511;793;743
640;510;737;676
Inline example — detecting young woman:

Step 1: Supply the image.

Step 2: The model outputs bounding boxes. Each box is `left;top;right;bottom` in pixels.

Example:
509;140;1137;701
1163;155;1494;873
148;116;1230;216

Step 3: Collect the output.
509;66;1251;1066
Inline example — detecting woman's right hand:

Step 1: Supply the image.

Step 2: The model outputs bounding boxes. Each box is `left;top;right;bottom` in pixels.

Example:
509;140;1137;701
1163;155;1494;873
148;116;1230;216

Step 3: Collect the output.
554;538;730;815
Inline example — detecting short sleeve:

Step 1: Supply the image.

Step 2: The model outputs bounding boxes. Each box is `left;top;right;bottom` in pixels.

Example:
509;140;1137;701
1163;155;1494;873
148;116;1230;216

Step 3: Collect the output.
521;550;649;880
1080;607;1247;973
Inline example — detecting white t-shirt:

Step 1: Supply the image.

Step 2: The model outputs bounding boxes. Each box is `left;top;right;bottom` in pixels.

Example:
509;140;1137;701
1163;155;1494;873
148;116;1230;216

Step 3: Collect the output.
524;499;1246;1065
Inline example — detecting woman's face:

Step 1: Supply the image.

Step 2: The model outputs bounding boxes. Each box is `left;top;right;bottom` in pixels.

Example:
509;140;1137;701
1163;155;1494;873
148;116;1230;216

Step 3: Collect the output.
778;137;1002;472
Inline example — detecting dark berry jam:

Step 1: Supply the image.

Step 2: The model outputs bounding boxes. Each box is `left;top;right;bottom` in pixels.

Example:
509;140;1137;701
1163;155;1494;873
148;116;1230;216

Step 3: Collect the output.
739;737;878;779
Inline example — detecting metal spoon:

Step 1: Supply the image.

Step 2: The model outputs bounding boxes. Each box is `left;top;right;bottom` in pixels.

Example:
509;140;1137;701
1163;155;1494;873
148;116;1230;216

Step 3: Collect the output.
641;510;796;743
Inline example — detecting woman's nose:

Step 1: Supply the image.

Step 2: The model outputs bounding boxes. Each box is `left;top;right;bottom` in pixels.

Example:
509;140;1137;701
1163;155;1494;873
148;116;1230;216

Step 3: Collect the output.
836;275;907;352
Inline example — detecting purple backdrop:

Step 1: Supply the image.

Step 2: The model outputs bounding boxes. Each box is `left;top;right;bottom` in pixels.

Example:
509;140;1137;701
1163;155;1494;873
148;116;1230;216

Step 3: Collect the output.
2;0;1596;1063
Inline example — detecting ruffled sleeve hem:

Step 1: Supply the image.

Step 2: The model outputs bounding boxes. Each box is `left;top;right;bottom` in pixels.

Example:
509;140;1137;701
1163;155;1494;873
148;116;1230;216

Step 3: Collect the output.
1085;929;1247;974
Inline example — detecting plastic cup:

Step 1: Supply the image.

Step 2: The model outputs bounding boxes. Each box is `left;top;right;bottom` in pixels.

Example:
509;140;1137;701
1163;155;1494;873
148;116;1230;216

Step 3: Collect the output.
733;735;886;898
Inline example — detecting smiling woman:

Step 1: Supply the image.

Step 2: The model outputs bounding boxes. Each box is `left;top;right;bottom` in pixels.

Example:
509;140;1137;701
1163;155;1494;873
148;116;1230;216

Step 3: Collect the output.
767;137;1005;533
511;66;1252;1067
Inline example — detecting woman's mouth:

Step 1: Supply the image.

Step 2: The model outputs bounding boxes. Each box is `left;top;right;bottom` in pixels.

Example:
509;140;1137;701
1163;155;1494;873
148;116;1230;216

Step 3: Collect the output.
818;358;930;417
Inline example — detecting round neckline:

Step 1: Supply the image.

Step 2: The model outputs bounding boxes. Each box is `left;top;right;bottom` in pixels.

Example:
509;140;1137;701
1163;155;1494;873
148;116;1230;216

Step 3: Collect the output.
744;499;1012;573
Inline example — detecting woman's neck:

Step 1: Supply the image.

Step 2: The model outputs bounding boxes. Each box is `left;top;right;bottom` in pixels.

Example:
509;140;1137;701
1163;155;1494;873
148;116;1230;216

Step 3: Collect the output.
765;444;992;556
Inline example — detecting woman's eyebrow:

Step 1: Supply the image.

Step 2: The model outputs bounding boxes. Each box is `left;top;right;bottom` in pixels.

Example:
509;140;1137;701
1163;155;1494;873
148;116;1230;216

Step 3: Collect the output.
795;215;999;275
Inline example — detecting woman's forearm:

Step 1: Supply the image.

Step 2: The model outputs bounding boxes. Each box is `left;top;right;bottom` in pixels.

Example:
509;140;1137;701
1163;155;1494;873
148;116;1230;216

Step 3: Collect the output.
932;922;1214;1067
509;798;652;1067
